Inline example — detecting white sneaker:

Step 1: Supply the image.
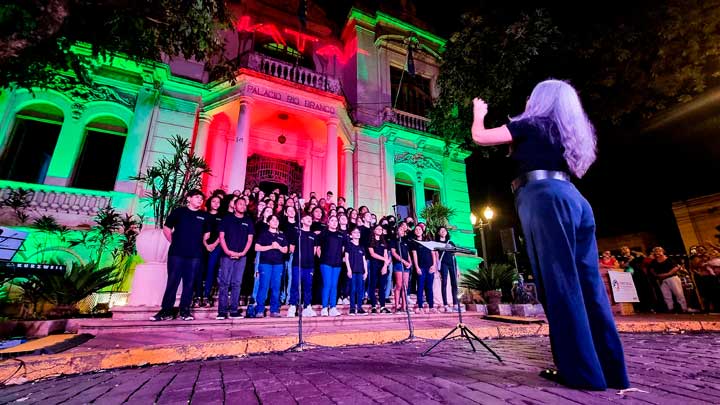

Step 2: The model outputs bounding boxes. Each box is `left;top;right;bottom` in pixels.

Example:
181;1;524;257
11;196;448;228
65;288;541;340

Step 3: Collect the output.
302;307;317;317
444;305;451;313
321;307;329;317
329;307;341;317
337;298;343;305
287;305;296;318
342;298;350;305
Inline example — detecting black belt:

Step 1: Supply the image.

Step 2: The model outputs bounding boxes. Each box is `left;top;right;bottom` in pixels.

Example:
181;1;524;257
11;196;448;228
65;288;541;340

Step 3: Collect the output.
511;170;570;193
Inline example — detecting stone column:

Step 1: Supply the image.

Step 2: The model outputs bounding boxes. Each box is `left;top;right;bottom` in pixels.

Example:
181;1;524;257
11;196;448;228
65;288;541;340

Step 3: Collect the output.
44;116;84;186
113;86;160;193
415;170;425;220
311;149;325;195
325;118;339;197
342;143;355;206
380;132;397;216
227;97;253;192
193;113;212;159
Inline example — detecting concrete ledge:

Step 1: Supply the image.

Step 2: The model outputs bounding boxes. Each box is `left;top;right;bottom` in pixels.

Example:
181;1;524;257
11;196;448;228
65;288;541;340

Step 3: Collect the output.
0;320;68;338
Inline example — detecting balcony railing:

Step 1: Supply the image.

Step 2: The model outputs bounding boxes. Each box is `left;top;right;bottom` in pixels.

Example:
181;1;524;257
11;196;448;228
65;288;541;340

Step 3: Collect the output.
243;52;342;95
0;180;115;217
382;107;430;132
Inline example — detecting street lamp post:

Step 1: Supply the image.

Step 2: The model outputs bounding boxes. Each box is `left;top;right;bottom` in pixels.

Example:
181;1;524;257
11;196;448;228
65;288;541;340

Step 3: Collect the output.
471;206;494;270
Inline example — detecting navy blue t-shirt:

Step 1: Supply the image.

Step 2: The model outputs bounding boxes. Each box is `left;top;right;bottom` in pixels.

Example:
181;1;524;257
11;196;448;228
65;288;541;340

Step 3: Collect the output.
289;229;317;268
319;229;345;267
310;221;326;234
206;212;223;244
346;242;366;274
390;236;410;265
165;207;209;259
507;117;569;178
256;230;288;265
412;241;434;269
369;238;387;269
359;225;373;249
219;214;255;253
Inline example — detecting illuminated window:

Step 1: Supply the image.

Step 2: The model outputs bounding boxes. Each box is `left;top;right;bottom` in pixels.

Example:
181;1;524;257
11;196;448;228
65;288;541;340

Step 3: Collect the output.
424;178;441;207
390;66;432;117
71;117;127;191
0;105;63;184
395;173;415;219
256;41;313;69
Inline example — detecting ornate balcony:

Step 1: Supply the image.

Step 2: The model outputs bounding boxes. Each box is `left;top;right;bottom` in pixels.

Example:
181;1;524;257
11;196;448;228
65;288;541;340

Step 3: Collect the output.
382;107;430;132
0;180;121;217
242;52;341;95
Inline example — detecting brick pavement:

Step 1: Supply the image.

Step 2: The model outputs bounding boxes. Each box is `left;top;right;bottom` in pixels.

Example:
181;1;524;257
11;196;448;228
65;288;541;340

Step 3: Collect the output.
2;332;720;404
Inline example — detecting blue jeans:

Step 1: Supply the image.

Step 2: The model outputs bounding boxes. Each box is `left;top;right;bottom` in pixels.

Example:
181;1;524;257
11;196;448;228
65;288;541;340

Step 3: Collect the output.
251;253;260;302
289;265;313;308
203;246;222;298
217;256;246;314
161;256;201;316
368;262;389;308
256;263;283;315
282;253;293;304
350;273;364;311
516;178;629;390
416;266;434;309
320;264;341;308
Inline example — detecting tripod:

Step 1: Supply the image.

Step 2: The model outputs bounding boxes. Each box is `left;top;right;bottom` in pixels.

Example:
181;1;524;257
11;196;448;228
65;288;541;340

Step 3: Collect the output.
285;227;324;352
420;243;502;362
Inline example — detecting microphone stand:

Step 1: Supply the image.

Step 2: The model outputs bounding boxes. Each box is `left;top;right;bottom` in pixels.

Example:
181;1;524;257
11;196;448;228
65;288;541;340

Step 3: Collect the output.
285;227;324;352
390;205;422;344
421;241;502;362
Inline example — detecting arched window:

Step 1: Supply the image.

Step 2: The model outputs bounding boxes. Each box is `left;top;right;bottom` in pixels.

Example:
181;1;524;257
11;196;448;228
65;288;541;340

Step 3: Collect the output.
395;172;415;220
424;178;441;207
71;116;127;191
0;104;64;184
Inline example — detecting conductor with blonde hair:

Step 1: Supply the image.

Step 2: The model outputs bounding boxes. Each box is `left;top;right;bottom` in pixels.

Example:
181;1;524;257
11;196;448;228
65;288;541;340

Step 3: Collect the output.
471;79;629;391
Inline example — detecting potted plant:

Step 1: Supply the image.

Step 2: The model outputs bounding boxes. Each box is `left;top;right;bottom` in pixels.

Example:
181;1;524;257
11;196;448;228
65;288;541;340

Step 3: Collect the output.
131;135;211;263
19;261;121;318
419;202;456;239
461;263;519;315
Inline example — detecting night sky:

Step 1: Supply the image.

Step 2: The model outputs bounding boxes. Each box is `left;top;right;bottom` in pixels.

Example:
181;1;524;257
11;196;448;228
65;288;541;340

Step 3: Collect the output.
320;0;720;253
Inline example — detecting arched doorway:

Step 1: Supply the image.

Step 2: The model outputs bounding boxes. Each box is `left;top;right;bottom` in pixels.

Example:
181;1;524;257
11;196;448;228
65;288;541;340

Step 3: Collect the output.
245;154;303;195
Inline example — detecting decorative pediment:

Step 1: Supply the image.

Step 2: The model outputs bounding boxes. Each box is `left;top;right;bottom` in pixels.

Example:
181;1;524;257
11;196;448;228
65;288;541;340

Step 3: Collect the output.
47;75;137;118
394;151;441;171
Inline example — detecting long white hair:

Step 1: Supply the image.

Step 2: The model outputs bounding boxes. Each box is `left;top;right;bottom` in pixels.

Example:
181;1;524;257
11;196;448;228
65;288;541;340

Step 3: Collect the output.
512;79;597;178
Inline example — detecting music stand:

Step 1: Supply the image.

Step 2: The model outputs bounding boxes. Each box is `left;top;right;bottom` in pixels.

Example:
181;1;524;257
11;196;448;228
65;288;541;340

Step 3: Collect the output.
417;240;502;362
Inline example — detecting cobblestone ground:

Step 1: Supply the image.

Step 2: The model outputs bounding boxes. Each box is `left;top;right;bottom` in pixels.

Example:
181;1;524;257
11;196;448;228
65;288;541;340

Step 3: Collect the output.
2;333;720;404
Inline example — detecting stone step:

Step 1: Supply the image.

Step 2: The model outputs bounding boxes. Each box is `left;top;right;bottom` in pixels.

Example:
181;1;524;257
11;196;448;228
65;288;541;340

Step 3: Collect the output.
111;302;469;320
70;308;478;334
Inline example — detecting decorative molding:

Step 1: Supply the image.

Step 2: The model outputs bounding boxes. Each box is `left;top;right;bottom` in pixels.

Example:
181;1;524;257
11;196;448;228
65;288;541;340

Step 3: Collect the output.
47;75;137;119
394;151;442;172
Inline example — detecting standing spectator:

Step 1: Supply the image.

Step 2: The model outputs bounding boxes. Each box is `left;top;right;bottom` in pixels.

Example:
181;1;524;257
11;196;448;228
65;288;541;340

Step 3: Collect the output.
599;251;620;270
217;198;254;319
150;189;209;321
648;247;691;313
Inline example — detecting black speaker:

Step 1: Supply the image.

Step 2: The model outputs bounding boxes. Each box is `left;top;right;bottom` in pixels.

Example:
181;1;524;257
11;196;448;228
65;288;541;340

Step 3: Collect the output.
499;227;518;254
